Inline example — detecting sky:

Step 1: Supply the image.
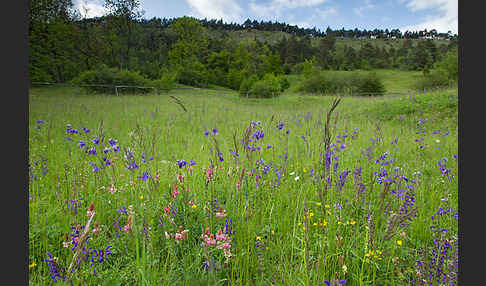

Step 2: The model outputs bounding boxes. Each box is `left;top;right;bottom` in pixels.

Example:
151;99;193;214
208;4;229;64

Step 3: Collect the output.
74;0;458;34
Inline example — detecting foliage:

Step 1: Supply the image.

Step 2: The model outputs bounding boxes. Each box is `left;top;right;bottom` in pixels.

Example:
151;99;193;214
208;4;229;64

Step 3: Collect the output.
247;73;282;98
239;74;259;97
152;68;178;92
298;70;386;95
71;65;150;94
413;48;458;91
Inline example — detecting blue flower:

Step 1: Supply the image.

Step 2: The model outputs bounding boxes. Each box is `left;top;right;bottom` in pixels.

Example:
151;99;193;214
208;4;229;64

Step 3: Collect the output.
177;160;188;168
89;162;99;172
37;120;45;124
82;126;91;133
137;172;150;181
79;140;86;149
117;206;127;214
204;130;209;136
112;145;120;152
212;128;218;135
91;138;100;145
87;147;96;155
108;138;117;146
189;160;197;166
277;122;284;130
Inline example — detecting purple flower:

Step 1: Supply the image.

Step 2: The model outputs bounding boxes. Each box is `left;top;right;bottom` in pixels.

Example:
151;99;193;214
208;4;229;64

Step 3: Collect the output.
82;126;91;133
108;138;117;146
87;147;96;155
89;162;99;172
137;172;150;181
212;128;218;135
91;138;100;145
117;206;127;214
204;130;209;136
177;160;187;168
277;122;284;130
79;140;86;149
112;145;120;152
189;160;197;166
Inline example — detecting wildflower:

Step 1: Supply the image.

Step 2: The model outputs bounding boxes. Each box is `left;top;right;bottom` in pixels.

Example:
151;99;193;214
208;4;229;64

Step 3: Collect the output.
192;204;197;209
91;138;100;145
294;176;300;181
79;140;86;149
29;262;37;269
140;195;144;200
204;130;209;136
82;126;91;133
137;172;150;181
215;209;227;218
212;128;218;135
256;236;262;241
397;240;403;246
176;159;187;168
316;202;322;206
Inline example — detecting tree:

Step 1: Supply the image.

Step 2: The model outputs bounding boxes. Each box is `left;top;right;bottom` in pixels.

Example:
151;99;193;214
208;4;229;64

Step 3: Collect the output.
29;0;78;82
168;16;209;87
103;0;143;70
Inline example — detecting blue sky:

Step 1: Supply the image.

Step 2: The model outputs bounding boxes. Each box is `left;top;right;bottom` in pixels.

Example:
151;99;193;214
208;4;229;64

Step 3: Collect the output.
74;0;458;34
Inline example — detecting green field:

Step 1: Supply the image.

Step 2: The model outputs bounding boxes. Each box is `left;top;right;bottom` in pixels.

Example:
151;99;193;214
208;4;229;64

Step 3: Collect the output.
29;85;458;285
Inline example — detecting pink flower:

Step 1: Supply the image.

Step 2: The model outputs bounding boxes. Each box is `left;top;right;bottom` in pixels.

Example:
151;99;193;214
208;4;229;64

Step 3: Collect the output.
154;173;160;180
177;173;184;183
92;228;101;235
189;167;193;175
206;239;217;246
236;181;241;190
188;200;194;206
172;190;179;198
86;210;94;217
215;209;227;218
218;243;231;249
107;184;116;194
216;233;227;241
174;233;185;240
123;224;131;232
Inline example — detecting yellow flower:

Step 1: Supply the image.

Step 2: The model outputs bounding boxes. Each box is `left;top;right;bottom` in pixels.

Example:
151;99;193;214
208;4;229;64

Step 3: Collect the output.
140;195;144;200
298;222;302;226
338;221;342;225
321;220;327;226
325;204;330;209
29;262;37;269
309;212;314;217
397;240;403;246
326;210;331;215
192;204;197;209
303;168;307;173
256;236;262;241
313;222;318;226
349;220;356;225
315;202;322;206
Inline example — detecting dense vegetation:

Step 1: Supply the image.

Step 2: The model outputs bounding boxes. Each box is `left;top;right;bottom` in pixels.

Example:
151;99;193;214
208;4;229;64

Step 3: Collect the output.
29;0;459;93
29;86;458;285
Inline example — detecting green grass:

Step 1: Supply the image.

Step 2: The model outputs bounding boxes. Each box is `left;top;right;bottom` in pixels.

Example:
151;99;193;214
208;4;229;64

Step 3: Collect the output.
286;69;426;94
29;86;458;285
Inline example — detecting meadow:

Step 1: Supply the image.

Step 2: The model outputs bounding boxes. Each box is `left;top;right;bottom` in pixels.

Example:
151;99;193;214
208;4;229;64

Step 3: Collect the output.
28;84;458;285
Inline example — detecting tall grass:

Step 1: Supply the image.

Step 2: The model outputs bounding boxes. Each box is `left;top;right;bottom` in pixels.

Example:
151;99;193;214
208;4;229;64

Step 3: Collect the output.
29;86;457;285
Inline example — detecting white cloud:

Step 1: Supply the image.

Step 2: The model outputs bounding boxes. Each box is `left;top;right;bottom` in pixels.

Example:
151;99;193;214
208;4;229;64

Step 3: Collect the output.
249;0;329;19
353;0;375;17
401;0;457;33
186;0;243;23
75;0;107;18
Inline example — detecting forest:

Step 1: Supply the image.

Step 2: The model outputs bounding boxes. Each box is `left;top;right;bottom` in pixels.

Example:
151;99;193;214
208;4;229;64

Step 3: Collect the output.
29;0;459;91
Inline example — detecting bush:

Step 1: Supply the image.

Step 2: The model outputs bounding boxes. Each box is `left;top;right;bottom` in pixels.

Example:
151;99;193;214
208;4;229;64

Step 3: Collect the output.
414;69;452;91
246;73;282;98
297;71;386;96
353;72;386;95
72;65;151;94
152;68;178;92
277;75;290;92
239;74;259;97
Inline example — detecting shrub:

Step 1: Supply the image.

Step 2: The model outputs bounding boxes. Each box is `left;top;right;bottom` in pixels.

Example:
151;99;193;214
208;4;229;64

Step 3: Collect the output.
414;69;452;91
297;71;386;96
72;65;151;94
277;75;290;92
152;68;178;92
239;74;259;97
247;74;282;98
353;72;386;95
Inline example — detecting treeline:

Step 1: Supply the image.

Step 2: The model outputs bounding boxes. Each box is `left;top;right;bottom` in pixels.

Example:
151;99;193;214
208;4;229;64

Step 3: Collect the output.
28;0;458;92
